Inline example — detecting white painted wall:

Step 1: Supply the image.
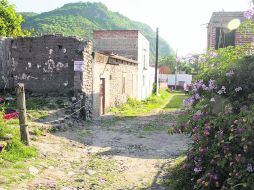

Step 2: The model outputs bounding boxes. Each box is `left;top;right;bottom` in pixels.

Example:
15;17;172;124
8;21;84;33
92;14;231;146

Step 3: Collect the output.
159;74;192;86
148;66;155;96
137;32;150;100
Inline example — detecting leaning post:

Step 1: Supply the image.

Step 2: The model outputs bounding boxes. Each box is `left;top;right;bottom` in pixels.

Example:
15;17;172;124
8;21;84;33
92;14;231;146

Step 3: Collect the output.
16;83;30;146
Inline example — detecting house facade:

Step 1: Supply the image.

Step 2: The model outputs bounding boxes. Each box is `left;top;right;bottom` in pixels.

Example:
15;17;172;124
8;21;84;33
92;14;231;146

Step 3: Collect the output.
207;12;253;49
0;35;138;118
92;52;138;116
93;30;154;100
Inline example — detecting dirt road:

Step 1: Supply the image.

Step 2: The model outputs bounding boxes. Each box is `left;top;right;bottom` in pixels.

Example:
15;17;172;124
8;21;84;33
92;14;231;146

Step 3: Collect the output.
4;107;188;190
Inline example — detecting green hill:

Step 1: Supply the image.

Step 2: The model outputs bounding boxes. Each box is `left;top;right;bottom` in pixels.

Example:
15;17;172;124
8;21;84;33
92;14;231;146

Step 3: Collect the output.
20;2;173;59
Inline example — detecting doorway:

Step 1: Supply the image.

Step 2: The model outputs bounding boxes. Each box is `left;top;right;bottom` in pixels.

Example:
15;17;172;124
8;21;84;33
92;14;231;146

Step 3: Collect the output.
99;78;105;115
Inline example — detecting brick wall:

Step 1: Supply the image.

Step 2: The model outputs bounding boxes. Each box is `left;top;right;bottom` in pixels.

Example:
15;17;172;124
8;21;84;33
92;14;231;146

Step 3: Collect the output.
207;12;254;49
93;30;139;60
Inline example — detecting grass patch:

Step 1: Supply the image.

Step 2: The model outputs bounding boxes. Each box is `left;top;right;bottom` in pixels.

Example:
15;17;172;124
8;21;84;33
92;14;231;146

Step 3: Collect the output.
0;139;37;162
164;155;192;190
111;90;174;116
0;115;37;162
164;94;188;110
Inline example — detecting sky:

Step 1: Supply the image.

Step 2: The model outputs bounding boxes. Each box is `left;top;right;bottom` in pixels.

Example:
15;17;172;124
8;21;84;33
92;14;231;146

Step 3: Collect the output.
9;0;251;56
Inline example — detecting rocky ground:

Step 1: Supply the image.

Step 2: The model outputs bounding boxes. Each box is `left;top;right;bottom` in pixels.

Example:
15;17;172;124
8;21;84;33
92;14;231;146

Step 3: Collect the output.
1;102;189;190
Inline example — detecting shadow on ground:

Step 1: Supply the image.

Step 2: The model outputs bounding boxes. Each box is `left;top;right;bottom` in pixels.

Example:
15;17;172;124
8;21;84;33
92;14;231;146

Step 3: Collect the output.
52;111;189;160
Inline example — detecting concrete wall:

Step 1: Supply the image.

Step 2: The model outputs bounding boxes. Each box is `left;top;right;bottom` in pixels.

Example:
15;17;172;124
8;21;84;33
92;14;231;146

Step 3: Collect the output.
93;52;138;117
137;32;151;100
163;74;192;86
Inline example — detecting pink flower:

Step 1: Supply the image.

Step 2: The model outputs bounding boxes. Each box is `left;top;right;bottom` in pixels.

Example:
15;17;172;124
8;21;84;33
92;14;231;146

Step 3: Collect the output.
204;130;210;136
244;8;254;19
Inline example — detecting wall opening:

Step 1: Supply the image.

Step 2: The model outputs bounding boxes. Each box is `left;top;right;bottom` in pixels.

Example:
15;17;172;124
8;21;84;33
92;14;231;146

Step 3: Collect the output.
215;27;235;49
122;73;126;94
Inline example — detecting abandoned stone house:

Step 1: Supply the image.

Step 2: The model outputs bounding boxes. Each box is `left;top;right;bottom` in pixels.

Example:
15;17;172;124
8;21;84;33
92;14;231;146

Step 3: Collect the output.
0;35;138;118
207;12;254;49
93;30;155;100
93;52;138;116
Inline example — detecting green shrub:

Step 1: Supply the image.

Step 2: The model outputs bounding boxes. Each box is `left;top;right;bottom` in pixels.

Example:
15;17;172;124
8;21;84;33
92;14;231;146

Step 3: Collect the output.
173;49;254;189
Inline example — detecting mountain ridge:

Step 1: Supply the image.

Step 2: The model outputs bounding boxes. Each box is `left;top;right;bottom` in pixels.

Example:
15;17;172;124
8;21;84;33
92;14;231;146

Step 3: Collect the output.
20;2;173;60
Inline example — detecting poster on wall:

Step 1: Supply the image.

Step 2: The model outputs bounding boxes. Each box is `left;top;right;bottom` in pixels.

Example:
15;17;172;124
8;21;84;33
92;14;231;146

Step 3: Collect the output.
74;61;84;72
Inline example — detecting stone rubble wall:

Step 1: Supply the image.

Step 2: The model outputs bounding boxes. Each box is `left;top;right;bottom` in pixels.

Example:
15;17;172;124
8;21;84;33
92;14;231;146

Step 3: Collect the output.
0;35;94;120
92;52;138;117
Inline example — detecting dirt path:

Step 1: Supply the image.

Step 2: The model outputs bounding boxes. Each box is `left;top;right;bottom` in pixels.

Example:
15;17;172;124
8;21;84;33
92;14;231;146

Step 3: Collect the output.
4;104;189;190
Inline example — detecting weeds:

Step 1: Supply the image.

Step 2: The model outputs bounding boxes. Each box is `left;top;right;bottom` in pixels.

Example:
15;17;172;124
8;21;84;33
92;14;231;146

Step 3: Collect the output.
111;90;174;116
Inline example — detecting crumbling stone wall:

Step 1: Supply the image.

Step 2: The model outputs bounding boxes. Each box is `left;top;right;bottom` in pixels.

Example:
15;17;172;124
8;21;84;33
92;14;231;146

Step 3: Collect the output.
2;35;87;94
74;41;94;120
0;37;12;91
0;35;94;120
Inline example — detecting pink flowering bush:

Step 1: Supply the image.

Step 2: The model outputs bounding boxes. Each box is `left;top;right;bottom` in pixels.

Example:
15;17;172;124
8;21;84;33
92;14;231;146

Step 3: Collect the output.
171;52;254;189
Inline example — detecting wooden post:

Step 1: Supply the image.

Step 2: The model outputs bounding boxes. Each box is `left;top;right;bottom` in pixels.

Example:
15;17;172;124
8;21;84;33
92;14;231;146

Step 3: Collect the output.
16;83;30;146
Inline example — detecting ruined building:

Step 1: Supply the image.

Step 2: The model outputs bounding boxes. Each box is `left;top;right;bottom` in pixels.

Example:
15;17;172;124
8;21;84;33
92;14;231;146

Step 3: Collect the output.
207;12;253;49
0;35;138;118
93;30;155;100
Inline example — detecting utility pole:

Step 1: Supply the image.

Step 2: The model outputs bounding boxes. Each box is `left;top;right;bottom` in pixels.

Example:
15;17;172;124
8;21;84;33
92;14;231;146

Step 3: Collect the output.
154;27;159;95
16;83;30;146
175;49;178;90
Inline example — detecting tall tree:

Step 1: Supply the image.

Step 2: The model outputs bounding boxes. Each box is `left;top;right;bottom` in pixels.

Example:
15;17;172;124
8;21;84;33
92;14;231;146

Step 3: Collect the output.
159;55;177;73
0;0;30;37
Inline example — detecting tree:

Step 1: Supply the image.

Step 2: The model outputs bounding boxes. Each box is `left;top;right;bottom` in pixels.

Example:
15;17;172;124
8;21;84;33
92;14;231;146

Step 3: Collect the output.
159;65;172;74
159;55;176;73
0;0;30;37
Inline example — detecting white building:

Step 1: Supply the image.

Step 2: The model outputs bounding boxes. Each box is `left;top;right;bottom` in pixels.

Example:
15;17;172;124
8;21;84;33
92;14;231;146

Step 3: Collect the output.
93;30;154;100
159;74;192;87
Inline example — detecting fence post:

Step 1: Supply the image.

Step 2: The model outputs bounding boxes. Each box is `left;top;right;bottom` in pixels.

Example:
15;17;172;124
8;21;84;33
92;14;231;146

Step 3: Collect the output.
16;83;30;146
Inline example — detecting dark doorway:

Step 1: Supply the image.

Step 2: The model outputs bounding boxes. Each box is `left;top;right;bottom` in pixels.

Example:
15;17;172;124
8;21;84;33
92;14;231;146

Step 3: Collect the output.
215;27;235;49
100;78;105;115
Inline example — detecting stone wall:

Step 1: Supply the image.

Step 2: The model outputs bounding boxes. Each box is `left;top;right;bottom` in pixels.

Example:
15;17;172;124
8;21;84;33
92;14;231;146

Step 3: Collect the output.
2;35;88;94
92;52;138;117
0;37;12;91
0;34;139;119
0;35;94;120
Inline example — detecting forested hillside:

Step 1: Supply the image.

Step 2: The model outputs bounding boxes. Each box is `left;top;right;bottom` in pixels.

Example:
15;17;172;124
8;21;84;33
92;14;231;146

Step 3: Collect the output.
20;2;173;59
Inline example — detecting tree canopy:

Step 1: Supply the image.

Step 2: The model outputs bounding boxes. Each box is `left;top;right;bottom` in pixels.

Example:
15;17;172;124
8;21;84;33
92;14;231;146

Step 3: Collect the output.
0;0;29;37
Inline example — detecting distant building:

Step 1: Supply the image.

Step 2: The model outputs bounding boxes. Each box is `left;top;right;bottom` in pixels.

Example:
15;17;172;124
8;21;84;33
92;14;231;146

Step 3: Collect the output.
159;74;192;89
93;30;153;100
207;12;253;49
